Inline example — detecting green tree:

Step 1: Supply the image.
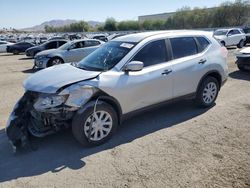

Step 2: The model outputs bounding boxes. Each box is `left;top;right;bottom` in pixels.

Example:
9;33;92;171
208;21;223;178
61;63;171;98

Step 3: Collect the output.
104;18;117;31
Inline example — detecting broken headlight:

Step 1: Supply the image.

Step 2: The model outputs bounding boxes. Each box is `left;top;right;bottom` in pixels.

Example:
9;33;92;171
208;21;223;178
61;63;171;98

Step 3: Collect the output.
34;94;68;111
60;85;96;108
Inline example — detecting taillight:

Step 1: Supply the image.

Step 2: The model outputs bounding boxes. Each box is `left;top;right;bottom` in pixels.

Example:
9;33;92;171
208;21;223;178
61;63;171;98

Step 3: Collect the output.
220;46;228;58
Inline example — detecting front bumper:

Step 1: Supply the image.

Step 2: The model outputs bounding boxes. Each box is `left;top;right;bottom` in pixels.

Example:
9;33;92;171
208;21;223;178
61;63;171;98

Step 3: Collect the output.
34;57;50;69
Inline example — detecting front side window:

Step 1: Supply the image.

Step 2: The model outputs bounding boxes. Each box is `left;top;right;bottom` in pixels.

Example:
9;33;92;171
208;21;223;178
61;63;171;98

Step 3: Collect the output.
58;41;67;47
170;37;198;59
233;29;240;34
132;40;168;67
84;41;100;47
46;41;57;49
78;41;136;71
70;41;85;49
214;30;228;36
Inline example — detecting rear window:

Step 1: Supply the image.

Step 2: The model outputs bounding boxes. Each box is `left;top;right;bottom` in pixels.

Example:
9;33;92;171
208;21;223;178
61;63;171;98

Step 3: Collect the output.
196;37;210;52
170;37;198;59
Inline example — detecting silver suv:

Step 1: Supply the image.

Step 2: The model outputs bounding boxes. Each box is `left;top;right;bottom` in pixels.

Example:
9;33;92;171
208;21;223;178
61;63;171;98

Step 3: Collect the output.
34;39;104;69
6;31;228;149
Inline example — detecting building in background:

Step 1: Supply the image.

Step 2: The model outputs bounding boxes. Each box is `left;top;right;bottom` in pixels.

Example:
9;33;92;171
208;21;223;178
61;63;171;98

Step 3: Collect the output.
138;12;175;23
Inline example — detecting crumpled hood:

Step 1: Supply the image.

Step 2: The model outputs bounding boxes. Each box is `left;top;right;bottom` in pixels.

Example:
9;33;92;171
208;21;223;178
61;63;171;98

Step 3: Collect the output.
23;64;101;93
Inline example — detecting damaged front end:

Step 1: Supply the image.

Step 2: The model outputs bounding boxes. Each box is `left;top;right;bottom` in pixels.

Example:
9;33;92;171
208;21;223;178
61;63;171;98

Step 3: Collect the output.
6;84;97;150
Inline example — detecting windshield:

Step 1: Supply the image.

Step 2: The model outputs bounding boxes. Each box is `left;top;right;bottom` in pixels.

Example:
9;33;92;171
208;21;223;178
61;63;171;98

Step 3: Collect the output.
58;41;73;50
78;41;136;71
214;30;228;36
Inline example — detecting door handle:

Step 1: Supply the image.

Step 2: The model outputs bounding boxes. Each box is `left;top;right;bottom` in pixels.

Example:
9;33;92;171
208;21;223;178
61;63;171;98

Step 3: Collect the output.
198;59;207;64
162;69;172;75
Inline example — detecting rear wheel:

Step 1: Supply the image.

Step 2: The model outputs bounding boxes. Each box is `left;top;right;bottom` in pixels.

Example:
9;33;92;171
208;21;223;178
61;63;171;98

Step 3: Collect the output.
72;101;118;146
237;40;244;48
221;41;225;47
195;76;219;108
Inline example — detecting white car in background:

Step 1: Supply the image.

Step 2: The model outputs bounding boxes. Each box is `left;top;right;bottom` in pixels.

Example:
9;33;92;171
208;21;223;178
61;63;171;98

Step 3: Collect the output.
213;28;246;48
0;41;14;53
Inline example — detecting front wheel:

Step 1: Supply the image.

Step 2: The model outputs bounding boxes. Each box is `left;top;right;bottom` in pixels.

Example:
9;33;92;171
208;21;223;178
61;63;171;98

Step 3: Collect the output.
48;57;63;67
237;64;247;71
13;50;19;55
237;40;244;48
195;76;219;108
72;101;118;146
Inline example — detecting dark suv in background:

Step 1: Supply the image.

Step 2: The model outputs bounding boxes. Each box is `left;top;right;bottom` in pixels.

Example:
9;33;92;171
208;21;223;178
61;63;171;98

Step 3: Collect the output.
25;39;68;57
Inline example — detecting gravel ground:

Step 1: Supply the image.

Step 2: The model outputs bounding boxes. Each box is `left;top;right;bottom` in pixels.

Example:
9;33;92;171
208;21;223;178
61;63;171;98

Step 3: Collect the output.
0;48;249;188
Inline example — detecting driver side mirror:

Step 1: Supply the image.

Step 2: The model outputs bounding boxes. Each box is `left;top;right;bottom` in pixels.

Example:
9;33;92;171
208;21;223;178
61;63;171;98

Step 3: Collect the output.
123;61;144;72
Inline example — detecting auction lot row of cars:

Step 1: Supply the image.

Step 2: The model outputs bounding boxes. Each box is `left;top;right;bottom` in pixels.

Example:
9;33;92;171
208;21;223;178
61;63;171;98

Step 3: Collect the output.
1;29;249;152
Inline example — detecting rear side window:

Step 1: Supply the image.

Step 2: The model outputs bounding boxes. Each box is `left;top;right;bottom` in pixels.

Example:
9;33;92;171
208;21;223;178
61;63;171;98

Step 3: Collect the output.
196;37;210;52
170;37;198;59
132;40;168;67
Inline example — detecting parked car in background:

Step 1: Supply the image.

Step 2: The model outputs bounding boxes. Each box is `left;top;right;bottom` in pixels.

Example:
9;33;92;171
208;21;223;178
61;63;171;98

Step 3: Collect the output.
25;39;68;57
213;28;246;48
49;36;65;41
34;39;104;68
22;36;35;44
6;31;228;148
243;27;250;44
93;34;108;42
107;33;126;41
6;42;35;55
37;37;48;44
235;47;250;71
68;34;81;40
0;41;14;53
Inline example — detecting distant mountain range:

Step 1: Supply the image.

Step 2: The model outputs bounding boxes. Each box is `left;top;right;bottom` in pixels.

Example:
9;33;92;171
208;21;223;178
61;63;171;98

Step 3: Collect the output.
21;19;102;31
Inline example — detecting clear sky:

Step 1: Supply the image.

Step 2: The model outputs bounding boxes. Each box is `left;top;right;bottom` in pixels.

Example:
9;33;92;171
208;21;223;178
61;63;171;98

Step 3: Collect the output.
1;0;232;29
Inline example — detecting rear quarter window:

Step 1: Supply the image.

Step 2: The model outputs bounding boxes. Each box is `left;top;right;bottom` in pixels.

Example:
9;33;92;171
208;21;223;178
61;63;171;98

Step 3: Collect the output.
196;37;210;52
170;37;198;59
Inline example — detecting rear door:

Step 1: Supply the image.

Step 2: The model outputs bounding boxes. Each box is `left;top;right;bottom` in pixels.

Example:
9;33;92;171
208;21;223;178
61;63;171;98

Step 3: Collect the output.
170;37;211;98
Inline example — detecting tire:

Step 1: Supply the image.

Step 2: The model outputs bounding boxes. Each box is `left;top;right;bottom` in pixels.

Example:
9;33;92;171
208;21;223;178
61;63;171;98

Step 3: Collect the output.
48;57;63;67
237;40;244;48
221;41;225;46
13;50;19;55
195;76;219;108
72;101;118;147
237;64;246;71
